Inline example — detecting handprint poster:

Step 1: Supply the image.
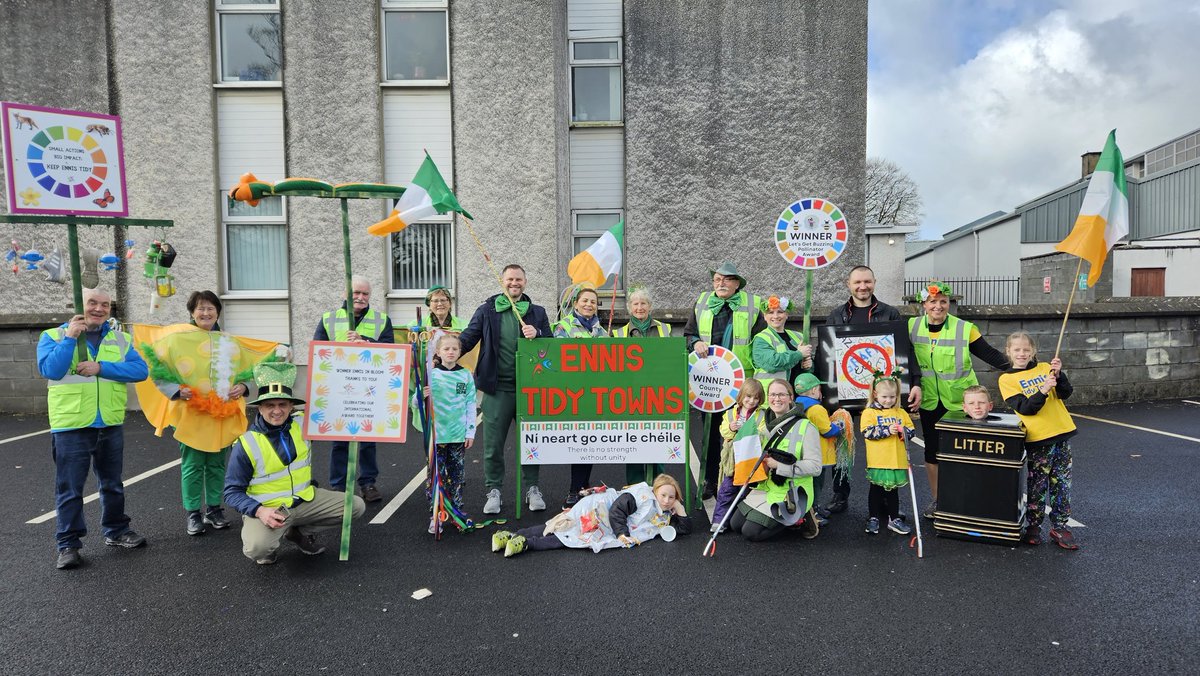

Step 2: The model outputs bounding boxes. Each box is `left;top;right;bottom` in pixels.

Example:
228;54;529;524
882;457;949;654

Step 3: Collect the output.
303;341;411;443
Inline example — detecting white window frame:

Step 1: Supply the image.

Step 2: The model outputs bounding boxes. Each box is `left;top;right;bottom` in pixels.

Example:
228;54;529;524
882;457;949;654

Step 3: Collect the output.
220;220;290;298
387;212;456;296
214;0;283;88
380;1;451;87
569;38;623;127
222;194;288;223
571;209;625;292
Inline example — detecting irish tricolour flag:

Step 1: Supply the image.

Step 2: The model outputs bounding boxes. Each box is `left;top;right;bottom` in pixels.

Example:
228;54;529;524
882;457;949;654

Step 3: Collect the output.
1055;130;1129;285
567;219;624;288
368;153;472;236
732;410;768;485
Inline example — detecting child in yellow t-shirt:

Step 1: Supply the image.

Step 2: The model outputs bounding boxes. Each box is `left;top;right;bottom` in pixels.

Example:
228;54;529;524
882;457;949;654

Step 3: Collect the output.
792;373;849;527
997;332;1079;550
860;375;916;536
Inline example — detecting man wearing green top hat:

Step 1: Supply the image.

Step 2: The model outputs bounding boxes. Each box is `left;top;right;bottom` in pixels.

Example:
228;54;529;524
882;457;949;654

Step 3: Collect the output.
683;262;767;499
223;362;365;565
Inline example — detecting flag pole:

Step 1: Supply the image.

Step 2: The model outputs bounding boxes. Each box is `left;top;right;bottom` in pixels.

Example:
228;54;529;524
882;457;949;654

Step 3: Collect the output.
607;274;618;334
461;216;527;329
1052;257;1084;364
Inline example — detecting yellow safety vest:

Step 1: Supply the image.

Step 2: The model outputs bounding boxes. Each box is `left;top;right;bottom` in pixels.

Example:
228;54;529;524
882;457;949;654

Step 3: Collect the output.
909;314;978;411
553;315;608;339
612;320;670;337
752;327;806;388
43;327;132;430
759;419;815;512
694;291;761;370
322;307;388;342
239;425;315;508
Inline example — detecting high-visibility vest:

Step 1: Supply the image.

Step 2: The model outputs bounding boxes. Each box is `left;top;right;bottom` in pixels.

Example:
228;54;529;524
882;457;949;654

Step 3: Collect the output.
552;315;608;339
42;327;132;430
751;327;806;388
421;313;467;332
909;314;978;411
694;291;761;370
612;320;670;337
758;419;815;512
238;425;315;508
322;307;388;342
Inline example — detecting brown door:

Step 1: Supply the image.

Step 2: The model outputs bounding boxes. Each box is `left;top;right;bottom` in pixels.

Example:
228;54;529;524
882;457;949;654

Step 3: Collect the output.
1130;268;1165;296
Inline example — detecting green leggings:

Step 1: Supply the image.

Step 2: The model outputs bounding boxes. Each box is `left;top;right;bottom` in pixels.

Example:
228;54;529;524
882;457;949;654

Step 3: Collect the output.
180;444;230;511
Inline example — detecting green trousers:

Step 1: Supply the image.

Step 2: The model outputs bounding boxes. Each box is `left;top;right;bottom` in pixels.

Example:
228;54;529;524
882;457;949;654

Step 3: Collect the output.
481;390;539;491
180;444;230;511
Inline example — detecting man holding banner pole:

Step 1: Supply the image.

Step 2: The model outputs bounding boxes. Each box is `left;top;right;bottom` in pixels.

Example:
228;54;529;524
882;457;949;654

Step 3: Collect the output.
458;264;553;515
683;262;766;500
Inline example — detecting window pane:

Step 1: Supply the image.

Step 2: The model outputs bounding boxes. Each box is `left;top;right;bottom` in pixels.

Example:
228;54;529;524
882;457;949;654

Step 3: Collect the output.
575;213;619;233
574;41;618;61
572;66;621;122
384;11;449;81
228;225;288;290
227;195;283;219
391;222;453;290
220;13;282;82
218;0;276;5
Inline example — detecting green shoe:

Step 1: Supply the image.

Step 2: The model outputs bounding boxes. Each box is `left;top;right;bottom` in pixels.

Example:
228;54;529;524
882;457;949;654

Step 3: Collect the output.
504;535;527;558
491;530;514;553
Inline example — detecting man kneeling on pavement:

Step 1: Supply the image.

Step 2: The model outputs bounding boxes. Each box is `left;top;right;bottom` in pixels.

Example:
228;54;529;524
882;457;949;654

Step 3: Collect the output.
223;362;365;565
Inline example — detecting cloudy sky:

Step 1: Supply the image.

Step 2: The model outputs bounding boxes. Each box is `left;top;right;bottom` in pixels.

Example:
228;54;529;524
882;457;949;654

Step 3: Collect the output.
868;0;1200;238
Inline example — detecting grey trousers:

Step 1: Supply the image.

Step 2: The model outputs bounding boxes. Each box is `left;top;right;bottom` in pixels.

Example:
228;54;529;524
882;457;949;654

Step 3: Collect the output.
240;487;365;560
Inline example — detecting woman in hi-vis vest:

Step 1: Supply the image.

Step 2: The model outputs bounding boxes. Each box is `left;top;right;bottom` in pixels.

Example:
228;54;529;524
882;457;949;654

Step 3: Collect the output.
613;285;672;487
907;281;1009;518
554;284;608;509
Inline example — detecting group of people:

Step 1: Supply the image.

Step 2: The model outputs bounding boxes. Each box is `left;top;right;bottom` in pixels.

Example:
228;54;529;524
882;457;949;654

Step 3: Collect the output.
36;260;1080;570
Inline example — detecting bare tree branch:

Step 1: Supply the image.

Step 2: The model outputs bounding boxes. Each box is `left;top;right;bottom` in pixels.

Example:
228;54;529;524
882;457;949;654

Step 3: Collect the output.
865;157;923;226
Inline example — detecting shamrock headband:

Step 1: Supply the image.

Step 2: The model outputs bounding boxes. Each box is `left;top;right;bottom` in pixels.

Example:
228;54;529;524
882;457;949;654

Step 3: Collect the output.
425;285;451;307
764;295;794;313
914;280;952;302
871;368;903;389
559;282;599;317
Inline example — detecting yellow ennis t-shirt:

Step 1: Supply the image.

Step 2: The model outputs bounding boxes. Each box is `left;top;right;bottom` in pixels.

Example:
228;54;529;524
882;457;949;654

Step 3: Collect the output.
803;404;838;465
998;362;1076;443
860;406;913;470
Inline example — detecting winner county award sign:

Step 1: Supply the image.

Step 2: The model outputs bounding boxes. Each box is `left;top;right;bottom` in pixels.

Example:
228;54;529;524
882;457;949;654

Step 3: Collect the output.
774;197;849;269
688;345;744;412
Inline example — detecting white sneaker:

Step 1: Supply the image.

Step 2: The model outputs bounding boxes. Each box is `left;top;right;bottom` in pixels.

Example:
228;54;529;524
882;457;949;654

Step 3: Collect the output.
527;485;546;512
483;489;502;514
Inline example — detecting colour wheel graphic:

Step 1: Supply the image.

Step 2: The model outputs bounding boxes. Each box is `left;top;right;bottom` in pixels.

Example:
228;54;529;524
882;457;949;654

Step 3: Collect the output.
25;125;109;199
774;198;849;269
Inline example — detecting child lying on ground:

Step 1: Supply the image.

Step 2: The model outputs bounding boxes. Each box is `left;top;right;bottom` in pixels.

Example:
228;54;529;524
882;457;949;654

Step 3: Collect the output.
490;474;692;557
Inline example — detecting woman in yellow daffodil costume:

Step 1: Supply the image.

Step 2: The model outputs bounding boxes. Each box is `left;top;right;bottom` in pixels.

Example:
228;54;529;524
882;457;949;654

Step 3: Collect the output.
133;291;280;536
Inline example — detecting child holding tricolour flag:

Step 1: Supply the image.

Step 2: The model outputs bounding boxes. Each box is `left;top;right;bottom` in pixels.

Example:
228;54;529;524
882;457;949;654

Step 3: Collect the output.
711;379;768;532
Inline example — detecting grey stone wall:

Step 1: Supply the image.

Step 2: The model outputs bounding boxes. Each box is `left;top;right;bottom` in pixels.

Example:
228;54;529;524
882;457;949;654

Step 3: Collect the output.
0;0;120;317
450;0;567;311
1020;251;1113;304
624;0;869;311
281;0;387;356
0;324;56;414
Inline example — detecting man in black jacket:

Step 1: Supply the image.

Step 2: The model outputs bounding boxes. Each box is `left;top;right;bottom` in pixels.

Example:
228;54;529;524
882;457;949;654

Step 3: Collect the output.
458;264;553;515
824;265;922;514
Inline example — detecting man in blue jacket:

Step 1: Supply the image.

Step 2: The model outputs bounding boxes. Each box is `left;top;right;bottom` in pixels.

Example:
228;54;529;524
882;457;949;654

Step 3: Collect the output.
36;288;149;570
458;264;553;515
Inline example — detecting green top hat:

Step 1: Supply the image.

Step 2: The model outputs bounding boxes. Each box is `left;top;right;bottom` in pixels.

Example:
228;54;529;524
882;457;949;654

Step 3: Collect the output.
793;372;823;394
248;361;306;406
709;261;746;292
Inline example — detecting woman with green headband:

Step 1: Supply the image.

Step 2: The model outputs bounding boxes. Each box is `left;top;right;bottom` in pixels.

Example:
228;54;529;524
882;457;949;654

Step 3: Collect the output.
554;283;608;509
422;286;467;331
908;280;1009;518
613;285;671;486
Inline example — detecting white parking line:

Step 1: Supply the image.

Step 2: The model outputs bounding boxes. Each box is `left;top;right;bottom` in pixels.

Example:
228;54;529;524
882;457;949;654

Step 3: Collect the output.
26;458;182;525
369;467;426;525
1072;413;1200;443
1;428;51;446
1066;517;1086;528
1184;400;1200;406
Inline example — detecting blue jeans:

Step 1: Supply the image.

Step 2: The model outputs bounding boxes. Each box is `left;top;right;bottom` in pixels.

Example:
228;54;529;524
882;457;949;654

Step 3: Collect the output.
329;441;378;490
52;426;131;550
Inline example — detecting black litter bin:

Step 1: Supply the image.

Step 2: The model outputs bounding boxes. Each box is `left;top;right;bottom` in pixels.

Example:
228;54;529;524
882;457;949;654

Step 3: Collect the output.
933;411;1026;545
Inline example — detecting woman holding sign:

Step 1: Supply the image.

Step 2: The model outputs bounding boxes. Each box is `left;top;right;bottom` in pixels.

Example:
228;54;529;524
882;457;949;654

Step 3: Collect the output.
729;379;822;542
613;285;671;486
751;294;813;390
909;281;1009;518
554;284;608;509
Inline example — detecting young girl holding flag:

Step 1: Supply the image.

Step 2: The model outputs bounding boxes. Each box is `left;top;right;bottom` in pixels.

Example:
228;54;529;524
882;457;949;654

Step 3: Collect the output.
710;380;767;532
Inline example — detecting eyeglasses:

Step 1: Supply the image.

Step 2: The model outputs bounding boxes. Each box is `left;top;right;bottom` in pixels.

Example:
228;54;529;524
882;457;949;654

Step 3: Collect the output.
767;393;791;399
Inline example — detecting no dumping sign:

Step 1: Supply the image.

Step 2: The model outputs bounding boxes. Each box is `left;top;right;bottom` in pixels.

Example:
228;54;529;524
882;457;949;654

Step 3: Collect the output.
688;345;744;412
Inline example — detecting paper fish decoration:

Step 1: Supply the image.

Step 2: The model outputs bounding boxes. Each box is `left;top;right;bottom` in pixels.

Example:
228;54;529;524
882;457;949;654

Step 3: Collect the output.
21;249;44;270
99;253;121;271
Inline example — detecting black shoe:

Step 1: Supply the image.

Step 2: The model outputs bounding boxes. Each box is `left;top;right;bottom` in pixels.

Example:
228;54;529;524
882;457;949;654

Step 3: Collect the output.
56;548;82;570
203;507;231;530
361;484;382;503
815;505;832;519
186;510;205;536
701;481;716;500
562;492;582;510
826;496;849;514
285;527;325;555
104;531;147;548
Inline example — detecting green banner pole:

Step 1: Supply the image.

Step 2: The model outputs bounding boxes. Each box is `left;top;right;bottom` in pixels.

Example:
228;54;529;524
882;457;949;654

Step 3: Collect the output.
695;413;712;511
339;440;359;561
341;198;354;318
66;223;87;363
802;269;814;339
515;446;523;521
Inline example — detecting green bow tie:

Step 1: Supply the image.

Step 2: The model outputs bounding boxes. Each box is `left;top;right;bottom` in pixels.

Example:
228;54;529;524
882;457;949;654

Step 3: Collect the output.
495;295;530;316
707;292;741;312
